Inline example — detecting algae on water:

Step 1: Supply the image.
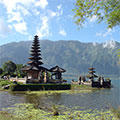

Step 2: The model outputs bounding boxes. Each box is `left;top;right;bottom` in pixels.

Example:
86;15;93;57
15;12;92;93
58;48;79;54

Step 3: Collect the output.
2;103;116;120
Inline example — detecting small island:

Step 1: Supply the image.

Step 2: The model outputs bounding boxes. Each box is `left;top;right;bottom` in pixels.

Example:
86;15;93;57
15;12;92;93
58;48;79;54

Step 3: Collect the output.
0;35;112;91
72;67;111;88
21;35;66;84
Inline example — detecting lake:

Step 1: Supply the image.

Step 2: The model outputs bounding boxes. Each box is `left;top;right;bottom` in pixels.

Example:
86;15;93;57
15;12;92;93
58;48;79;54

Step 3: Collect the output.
0;79;120;111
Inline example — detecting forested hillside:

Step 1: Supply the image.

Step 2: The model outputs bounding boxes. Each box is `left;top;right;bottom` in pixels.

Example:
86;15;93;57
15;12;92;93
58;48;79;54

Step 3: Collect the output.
0;40;119;75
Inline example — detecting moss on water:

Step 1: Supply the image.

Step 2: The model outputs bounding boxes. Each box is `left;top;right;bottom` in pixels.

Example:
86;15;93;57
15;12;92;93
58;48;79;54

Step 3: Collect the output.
0;111;24;120
1;103;117;120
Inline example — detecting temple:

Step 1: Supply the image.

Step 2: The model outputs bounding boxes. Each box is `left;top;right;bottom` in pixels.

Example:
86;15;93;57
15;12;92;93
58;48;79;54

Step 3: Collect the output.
72;67;111;88
22;35;66;83
22;35;48;83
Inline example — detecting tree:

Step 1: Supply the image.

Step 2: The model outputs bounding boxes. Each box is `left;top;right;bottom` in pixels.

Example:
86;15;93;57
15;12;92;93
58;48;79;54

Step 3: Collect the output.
0;68;3;75
117;49;120;64
15;64;26;78
2;61;16;76
73;0;120;28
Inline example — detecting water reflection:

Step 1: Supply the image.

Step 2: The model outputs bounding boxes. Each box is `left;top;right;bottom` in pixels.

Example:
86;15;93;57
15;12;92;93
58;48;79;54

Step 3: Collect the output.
0;80;120;111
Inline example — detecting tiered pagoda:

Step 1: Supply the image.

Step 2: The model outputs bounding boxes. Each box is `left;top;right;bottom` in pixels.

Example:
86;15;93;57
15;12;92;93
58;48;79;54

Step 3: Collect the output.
28;35;43;68
22;35;47;83
86;67;98;81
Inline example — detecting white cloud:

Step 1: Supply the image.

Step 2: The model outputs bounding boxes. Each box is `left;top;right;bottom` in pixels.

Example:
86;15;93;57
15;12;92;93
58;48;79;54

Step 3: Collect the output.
0;0;34;13
0;0;64;36
59;29;66;36
57;9;63;16
49;10;57;17
13;21;27;34
7;12;22;23
57;4;62;10
0;19;11;36
90;15;97;22
96;28;115;38
37;16;49;38
28;35;33;40
48;5;63;18
96;32;102;37
17;5;29;16
103;28;112;37
33;9;40;15
0;0;34;34
35;0;48;9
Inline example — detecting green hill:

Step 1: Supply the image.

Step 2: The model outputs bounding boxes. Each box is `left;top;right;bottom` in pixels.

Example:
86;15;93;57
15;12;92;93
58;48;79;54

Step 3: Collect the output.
0;40;120;76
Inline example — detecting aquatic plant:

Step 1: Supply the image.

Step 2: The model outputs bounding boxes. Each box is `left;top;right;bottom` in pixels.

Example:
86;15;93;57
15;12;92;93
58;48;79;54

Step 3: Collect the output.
111;107;120;120
2;103;117;120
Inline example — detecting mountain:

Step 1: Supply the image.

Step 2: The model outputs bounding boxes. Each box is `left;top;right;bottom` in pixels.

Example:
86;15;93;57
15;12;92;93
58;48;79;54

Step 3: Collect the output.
0;40;120;76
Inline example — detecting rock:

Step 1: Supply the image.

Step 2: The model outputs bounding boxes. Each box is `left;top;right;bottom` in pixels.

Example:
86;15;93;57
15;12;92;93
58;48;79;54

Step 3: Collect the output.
2;85;10;89
53;111;59;116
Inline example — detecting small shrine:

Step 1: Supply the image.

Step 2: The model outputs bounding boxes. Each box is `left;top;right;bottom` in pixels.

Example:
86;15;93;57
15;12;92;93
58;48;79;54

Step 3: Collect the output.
49;65;66;80
86;67;98;81
72;67;111;88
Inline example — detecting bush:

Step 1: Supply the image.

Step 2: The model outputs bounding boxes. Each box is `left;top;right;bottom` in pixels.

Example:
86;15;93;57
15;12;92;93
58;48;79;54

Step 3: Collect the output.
0;80;13;88
9;84;71;91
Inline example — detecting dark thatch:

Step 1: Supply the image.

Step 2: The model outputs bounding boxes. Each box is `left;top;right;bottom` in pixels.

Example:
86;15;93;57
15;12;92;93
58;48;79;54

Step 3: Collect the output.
89;67;95;70
86;74;98;78
27;35;43;67
22;66;48;71
49;65;66;73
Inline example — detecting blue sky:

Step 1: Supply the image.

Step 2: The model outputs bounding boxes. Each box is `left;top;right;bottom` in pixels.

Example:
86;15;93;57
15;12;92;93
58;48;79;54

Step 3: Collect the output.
0;0;120;45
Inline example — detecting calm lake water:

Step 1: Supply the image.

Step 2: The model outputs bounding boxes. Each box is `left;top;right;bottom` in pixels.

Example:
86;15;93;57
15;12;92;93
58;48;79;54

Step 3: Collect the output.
0;79;120;111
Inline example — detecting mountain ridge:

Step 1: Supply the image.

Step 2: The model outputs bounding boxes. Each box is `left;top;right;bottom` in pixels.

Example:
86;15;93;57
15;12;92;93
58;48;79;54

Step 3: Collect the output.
0;40;120;76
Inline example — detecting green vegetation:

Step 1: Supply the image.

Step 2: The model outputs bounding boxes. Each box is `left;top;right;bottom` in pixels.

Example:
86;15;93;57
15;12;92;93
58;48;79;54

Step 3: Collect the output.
0;83;119;120
0;103;117;120
0;68;3;75
14;64;26;78
2;61;16;77
26;85;97;95
0;111;23;120
0;61;26;78
73;0;120;28
0;79;13;89
112;107;120;119
9;84;71;91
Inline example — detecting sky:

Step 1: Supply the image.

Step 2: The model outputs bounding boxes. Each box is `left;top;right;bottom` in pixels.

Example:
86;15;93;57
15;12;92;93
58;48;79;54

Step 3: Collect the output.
0;0;120;45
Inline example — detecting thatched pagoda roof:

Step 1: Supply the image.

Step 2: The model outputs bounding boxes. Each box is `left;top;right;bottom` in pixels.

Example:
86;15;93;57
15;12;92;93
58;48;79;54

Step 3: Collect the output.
89;67;95;70
27;61;43;66
89;70;96;73
21;66;39;71
49;65;66;73
86;74;98;78
22;65;48;71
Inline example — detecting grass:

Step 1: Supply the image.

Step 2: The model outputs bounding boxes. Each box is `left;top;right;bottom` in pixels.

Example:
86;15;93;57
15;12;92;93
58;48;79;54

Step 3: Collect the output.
25;84;99;95
0;79;13;90
0;79;24;91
